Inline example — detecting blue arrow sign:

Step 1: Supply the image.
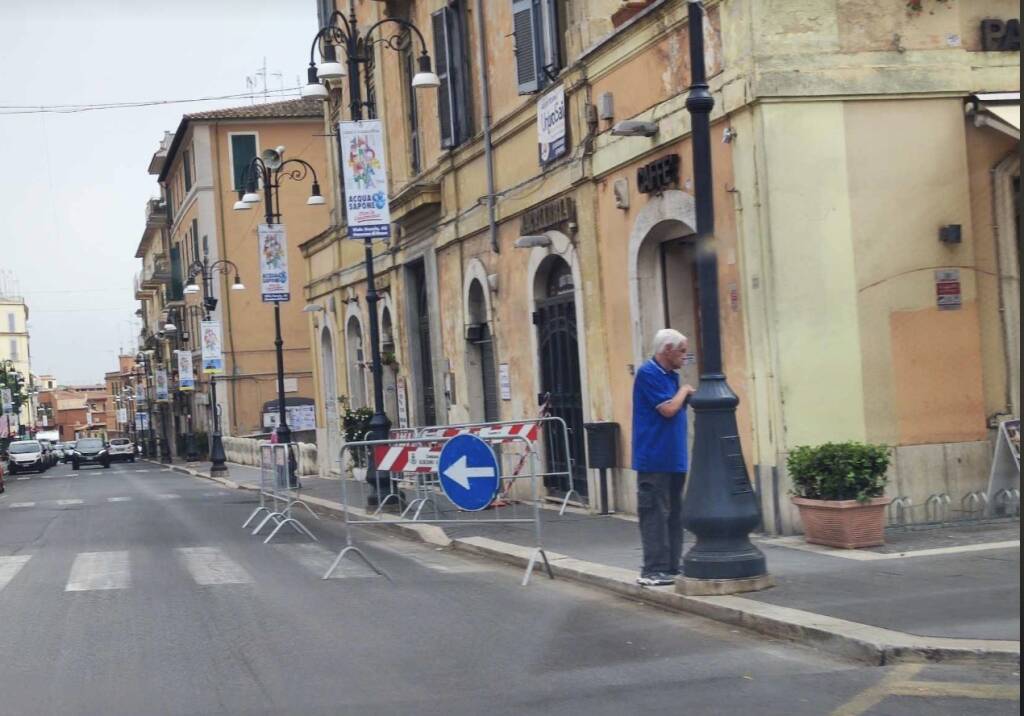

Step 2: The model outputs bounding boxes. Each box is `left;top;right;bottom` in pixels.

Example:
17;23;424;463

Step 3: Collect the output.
438;434;500;512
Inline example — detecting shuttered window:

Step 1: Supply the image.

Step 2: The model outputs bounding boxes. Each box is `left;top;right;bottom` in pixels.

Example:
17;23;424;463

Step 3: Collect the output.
230;134;257;190
183;149;193;192
513;0;562;95
432;3;472;149
169;245;183;301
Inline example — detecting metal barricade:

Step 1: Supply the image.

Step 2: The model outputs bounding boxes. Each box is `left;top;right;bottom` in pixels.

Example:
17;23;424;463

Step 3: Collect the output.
247;443;319;544
324;434;554;586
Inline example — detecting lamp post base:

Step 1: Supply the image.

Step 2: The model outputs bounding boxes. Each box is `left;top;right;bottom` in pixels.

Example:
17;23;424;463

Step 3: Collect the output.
209;431;228;475
675;573;775;596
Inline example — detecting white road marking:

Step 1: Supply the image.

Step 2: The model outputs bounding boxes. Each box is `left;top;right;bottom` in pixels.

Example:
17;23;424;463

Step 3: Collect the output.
56;499;84;506
371;542;484;574
134;470;150;473
760;536;1022;561
41;475;60;479
16;477;31;481
155;494;181;500
272;543;377;579
107;497;132;502
65;551;131;591
0;555;32;592
175;547;252;585
9;502;35;508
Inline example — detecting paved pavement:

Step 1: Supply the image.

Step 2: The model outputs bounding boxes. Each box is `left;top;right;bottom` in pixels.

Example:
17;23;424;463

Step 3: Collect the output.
170;460;1019;648
1;460;1018;715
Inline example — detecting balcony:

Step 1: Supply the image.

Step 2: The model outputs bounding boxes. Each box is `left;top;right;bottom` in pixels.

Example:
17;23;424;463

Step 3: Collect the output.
141;255;171;289
145;198;168;228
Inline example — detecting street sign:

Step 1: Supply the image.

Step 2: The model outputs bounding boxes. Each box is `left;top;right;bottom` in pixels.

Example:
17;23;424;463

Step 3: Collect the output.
438;434;500;511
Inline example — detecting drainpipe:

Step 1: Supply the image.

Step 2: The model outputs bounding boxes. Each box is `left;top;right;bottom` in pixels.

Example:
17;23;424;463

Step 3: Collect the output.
475;0;499;253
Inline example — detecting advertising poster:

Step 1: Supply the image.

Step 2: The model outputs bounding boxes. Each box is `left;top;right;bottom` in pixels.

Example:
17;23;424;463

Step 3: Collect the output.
263;404;317;432
537;84;567;165
1;388;12;414
201;320;224;375
117;408;128;424
339;120;391;239
177;350;195;392
136;412;149;431
258;223;290;302
155;368;169;401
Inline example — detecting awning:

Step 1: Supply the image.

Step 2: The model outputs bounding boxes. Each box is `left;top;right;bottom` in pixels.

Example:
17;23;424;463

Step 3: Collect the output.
966;92;1021;140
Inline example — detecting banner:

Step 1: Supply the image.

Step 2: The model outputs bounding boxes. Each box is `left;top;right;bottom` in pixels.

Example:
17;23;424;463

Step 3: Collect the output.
258;223;290;302
201;320;224;375
176;350;195;391
339;120;391;239
117;408;127;424
136;383;146;404
1;388;12;414
537;84;567;165
155;368;169;401
136;412;149;431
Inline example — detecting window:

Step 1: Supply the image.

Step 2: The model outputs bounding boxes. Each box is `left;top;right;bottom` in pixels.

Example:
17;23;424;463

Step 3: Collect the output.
316;0;334;29
401;31;422;174
432;2;473;148
9;339;17;360
191;219;200;265
7;313;14;332
512;0;562;95
183;148;193;192
230;134;258;190
169;245;184;300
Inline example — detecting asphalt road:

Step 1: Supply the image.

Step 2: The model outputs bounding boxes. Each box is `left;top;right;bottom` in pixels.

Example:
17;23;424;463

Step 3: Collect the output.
0;461;1018;716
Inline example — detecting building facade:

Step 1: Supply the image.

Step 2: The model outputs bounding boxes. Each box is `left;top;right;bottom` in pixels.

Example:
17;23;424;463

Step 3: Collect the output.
1;294;33;436
301;0;1019;532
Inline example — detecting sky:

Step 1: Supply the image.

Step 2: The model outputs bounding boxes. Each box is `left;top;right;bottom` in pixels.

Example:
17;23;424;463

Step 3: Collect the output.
0;0;321;385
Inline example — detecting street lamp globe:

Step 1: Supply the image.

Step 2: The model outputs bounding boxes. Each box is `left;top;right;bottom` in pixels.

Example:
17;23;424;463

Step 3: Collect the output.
302;66;329;99
184;282;200;295
163;323;177;333
231;276;246;291
411;54;440;89
317;44;345;81
307;181;326;206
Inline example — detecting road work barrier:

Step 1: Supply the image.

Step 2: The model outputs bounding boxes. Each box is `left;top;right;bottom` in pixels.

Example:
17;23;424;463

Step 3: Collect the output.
242;443;319;544
324;433;554;586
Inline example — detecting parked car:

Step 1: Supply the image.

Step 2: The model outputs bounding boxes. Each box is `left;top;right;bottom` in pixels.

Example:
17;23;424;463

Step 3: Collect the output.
37;439;56;467
70;438;110;470
51;443;66;461
63;441;76;464
107;438;135;463
6;440;49;474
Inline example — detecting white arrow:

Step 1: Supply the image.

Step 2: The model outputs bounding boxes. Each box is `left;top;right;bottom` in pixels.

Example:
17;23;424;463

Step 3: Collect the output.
443;455;496;489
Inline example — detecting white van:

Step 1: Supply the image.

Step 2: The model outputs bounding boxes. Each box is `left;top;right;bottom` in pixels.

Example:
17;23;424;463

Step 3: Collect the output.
6;440;49;474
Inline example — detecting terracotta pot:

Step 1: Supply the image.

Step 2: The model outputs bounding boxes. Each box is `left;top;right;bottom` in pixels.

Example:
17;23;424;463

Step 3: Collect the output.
791;496;891;549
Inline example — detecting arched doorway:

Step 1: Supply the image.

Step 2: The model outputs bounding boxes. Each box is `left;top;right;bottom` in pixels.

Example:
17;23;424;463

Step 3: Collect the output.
345;314;367;409
320;324;341;473
380;305;399;425
534;256;586;499
465;278;499;423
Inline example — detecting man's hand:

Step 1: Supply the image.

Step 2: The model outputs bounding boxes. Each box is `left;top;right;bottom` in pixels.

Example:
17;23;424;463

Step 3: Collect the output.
657;384;696;418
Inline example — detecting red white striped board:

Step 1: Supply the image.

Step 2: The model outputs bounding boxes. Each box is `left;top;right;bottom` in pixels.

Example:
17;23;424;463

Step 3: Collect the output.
417;422;538;444
374;444;441;473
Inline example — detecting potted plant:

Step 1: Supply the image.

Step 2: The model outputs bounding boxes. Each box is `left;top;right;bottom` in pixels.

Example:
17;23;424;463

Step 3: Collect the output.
342;406;375;480
788;441;892;548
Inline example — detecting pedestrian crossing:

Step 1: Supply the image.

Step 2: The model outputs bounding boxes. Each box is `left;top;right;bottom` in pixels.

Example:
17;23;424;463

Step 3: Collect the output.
1;493;223;510
0;542;487;596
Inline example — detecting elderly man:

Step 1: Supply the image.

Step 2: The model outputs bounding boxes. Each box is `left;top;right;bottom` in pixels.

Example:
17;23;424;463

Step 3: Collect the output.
632;328;695;586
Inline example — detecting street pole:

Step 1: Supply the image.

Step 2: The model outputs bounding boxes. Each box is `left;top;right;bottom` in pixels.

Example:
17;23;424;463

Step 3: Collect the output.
679;0;768;585
260;167;292;451
199;256;229;475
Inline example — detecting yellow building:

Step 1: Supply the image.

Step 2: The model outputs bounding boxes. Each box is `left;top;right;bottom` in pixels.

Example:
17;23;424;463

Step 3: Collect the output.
301;0;1019;532
148;98;331;447
1;294;33;434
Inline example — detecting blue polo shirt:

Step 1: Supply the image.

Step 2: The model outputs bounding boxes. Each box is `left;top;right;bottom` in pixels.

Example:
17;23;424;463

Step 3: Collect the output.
631;358;687;473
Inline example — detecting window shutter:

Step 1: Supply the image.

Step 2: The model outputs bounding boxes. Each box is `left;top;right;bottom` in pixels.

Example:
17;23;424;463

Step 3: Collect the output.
432;8;455;148
231;134;257;191
169;245;183;301
512;0;538;94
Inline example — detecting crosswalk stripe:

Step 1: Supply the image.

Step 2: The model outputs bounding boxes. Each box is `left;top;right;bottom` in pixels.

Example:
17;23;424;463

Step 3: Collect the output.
155;494;180;500
66;551;131;591
9;502;35;508
16;477;31;481
57;499;84;506
0;555;31;592
370;542;484;574
272;543;377;579
107;497;132;502
175;547;252;585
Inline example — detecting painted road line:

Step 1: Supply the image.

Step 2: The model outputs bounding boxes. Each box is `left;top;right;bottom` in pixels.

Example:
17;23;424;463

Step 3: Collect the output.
371;541;484;574
9;502;36;508
762;536;1021;561
272;543;377;580
16;477;31;481
155;494;181;500
65;551;131;592
107;497;132;502
0;555;32;592
56;499;84;506
175;547;253;586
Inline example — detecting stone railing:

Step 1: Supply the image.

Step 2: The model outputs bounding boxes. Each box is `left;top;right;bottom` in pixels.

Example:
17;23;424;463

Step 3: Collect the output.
222;436;318;476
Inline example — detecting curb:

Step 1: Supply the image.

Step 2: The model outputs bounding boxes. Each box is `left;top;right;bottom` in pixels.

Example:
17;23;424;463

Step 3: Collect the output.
162;462;1020;667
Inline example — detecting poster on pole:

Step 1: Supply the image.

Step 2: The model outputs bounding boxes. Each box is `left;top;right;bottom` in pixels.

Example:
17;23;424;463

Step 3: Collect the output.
137;412;149;431
339;120;391;239
117;408;128;424
258;223;290;302
176;350;195;391
155;368;169;401
1;388;12;414
201;320;224;375
135;383;145;404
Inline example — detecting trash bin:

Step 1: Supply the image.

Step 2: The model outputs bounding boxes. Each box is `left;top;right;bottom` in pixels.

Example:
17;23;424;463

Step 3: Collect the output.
583;422;619;514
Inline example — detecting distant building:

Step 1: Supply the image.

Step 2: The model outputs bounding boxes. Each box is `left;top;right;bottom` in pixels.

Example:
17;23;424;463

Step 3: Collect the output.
1;292;32;435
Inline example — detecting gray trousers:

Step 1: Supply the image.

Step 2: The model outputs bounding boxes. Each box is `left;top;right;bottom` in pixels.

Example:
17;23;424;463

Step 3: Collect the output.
637;471;686;576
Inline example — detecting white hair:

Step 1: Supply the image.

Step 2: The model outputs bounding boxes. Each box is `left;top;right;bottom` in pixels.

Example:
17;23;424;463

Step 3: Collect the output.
652;328;687;356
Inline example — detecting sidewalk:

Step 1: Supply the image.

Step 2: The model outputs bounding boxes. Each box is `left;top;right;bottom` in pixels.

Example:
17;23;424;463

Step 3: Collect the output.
159;459;1020;665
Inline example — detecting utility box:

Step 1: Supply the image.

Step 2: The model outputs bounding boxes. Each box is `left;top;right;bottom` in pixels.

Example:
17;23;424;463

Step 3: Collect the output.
584;422;619;469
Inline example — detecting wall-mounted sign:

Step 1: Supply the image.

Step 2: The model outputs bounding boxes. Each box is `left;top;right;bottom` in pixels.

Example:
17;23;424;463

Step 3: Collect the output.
258;223;290;302
155;368;169;401
935;269;962;311
499;363;512;401
263;404;316;432
981;19;1020;51
201;320;224;374
339;120;391;239
397;375;409;429
638;154;680;194
176;350;195;392
521;196;576;235
537;84;567;165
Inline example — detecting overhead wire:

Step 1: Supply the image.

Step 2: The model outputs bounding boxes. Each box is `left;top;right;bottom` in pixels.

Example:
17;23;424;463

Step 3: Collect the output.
0;87;303;116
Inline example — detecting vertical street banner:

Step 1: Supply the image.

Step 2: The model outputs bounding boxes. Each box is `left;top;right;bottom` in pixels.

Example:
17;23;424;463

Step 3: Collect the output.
117;408;128;424
176;350;195;391
136;383;146;404
201;320;224;375
155;368;169;401
1;388;12;414
137;412;149;431
258;223;290;302
339;120;391;239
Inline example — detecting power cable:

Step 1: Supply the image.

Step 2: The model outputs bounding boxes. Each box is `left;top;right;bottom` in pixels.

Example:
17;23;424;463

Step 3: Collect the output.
0;87;303;116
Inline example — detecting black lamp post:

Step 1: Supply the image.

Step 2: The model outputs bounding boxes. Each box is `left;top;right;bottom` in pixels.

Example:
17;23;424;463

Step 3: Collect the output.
234;151;325;477
184;254;246;476
304;2;439;504
679;0;768;584
135;355;157;459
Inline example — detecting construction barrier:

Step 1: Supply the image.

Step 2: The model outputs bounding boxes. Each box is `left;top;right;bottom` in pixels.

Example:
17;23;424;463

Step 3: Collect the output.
242;443;319;544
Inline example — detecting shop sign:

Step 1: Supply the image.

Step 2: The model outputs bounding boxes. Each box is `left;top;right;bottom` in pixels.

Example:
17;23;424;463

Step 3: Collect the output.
935;269;961;311
521;196;576;235
637;154;680;194
981;19;1020;51
537;84;567;165
339;120;391;239
258;223;290;302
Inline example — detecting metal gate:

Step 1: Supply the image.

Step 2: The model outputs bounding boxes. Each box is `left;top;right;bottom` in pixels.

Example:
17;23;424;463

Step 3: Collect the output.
534;290;587;499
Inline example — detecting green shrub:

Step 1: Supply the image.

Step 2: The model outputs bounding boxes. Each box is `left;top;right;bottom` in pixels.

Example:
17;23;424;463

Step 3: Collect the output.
787;441;890;502
342;407;375;468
